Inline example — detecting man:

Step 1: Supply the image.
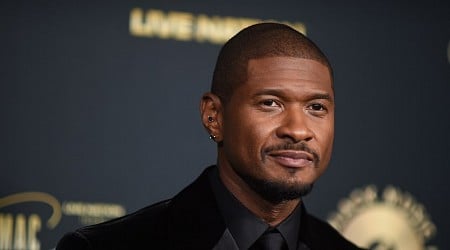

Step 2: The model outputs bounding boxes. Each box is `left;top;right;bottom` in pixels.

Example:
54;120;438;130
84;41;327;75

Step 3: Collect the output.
56;23;364;250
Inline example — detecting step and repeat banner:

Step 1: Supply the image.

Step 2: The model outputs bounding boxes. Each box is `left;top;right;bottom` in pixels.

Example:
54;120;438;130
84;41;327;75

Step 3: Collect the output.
1;1;449;249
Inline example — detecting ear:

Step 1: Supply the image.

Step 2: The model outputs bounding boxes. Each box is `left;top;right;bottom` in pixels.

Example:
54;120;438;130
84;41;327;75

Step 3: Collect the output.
200;92;223;142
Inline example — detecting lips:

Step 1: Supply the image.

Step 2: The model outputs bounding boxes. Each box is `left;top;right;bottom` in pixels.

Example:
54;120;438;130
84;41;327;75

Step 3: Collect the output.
266;150;314;168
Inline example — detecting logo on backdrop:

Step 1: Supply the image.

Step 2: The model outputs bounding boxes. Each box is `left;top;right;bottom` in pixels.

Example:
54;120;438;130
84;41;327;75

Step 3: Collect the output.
328;185;437;250
129;8;306;45
0;192;126;250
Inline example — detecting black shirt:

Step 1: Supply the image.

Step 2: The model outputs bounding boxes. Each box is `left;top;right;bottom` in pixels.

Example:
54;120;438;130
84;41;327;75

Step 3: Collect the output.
208;167;302;250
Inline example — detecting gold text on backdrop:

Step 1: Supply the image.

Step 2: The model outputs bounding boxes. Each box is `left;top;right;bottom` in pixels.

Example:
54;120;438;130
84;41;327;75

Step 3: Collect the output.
0;192;126;250
129;8;306;44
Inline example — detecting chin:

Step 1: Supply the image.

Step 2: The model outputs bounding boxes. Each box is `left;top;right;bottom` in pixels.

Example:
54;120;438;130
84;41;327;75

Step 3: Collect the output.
260;180;314;203
241;171;315;203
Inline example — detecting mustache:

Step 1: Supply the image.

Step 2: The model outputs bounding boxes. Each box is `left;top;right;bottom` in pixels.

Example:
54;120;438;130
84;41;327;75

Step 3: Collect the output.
263;142;320;164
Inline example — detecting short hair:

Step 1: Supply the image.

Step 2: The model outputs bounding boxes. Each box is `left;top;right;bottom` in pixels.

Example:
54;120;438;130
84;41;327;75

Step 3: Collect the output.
211;22;333;104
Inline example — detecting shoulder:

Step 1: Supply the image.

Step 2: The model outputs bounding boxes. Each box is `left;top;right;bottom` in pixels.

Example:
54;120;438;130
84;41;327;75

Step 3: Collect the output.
56;199;171;250
56;167;221;250
303;213;366;250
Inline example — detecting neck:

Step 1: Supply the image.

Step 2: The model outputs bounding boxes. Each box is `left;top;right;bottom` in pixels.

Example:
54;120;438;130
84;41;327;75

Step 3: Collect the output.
218;164;300;227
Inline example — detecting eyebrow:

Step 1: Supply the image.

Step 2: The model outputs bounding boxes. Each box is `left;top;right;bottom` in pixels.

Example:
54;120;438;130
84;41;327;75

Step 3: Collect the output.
253;89;334;103
308;93;334;102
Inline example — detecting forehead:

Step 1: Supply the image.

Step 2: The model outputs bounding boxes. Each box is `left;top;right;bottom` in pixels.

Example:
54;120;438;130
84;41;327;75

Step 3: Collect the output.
246;57;332;85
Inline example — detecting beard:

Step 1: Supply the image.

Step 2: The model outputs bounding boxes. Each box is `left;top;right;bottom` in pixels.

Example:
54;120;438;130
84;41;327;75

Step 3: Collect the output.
236;169;314;204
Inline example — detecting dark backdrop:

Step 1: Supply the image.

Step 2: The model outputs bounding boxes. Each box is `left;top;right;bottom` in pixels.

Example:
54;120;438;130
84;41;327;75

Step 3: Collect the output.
1;1;449;249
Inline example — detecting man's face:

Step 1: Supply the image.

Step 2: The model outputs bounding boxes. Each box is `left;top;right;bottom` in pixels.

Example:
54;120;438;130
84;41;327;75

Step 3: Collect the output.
219;56;334;202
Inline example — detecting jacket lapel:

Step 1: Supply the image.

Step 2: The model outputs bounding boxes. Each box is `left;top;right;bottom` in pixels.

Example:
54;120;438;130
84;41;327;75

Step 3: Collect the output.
299;203;328;250
299;203;359;250
167;166;227;249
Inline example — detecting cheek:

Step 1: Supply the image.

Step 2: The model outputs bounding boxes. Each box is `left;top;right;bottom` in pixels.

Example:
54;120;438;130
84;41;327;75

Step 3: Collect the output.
231;122;262;150
225;116;272;159
316;125;334;164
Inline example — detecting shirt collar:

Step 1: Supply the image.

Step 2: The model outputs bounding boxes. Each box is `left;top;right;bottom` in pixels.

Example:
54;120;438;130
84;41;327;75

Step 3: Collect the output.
209;166;301;250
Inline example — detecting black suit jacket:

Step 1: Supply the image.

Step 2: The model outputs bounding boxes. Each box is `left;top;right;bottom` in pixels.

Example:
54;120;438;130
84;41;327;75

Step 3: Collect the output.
56;166;364;250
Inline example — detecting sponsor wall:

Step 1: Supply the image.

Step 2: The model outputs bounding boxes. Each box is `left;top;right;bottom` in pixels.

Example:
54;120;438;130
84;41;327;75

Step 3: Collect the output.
1;1;449;249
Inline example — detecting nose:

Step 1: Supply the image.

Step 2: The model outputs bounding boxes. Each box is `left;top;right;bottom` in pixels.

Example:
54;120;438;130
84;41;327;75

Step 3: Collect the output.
275;108;314;143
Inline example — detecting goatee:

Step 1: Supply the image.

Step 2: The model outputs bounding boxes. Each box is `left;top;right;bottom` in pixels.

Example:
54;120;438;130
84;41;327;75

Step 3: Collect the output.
237;171;314;204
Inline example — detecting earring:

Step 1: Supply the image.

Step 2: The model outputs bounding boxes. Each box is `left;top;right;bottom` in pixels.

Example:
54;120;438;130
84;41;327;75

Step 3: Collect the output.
208;116;214;122
209;134;216;141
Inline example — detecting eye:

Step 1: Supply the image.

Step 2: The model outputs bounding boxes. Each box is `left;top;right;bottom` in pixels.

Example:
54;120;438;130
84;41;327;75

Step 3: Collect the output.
261;99;279;107
310;103;325;111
